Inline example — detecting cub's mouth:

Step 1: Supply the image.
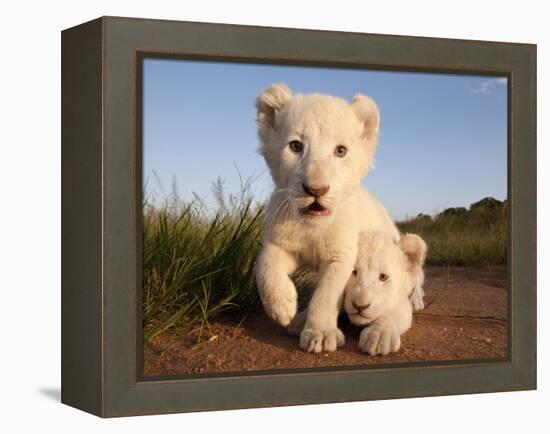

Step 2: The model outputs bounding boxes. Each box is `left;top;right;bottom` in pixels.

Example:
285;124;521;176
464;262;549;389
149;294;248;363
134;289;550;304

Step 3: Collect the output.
300;201;331;217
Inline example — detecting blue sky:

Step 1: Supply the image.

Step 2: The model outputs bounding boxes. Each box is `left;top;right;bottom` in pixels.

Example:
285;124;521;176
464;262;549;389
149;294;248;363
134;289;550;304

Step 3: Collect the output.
142;58;507;220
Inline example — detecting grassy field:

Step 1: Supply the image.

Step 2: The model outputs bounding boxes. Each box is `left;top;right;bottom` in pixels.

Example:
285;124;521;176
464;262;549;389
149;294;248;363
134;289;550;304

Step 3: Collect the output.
142;180;264;342
398;198;507;266
143;187;506;343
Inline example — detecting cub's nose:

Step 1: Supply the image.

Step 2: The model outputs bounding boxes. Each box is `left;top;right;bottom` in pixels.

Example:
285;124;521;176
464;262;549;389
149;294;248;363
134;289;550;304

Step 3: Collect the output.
352;301;370;314
302;183;330;198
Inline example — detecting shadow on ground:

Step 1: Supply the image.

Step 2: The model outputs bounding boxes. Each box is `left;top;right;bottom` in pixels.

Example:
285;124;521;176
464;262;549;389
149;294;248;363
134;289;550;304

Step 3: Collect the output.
37;388;61;402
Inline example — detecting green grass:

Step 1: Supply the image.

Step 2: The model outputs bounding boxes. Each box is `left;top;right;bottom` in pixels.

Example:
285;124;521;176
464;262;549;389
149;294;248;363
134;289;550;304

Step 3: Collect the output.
142;184;506;342
397;204;507;266
142;181;265;342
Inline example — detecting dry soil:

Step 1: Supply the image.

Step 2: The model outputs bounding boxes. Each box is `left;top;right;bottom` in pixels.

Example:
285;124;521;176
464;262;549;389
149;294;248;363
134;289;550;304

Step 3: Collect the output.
143;265;507;377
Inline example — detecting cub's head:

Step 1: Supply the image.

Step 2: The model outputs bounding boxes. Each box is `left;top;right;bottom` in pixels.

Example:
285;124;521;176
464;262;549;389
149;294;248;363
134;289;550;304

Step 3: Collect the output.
256;83;380;220
344;232;427;326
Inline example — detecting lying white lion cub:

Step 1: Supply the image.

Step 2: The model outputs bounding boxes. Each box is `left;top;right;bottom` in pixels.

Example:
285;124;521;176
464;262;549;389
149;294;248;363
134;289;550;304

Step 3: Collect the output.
344;231;427;355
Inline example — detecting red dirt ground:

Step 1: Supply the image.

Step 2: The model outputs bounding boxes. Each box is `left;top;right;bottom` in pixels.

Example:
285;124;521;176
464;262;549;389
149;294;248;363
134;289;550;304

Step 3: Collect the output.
143;265;507;377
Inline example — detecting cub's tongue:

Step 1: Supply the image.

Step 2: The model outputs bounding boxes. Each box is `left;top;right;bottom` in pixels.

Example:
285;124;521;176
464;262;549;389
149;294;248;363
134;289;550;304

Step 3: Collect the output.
302;201;331;217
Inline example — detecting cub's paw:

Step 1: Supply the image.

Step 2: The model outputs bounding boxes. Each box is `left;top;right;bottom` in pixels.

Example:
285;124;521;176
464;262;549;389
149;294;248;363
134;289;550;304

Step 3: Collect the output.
261;286;297;327
410;286;425;311
287;309;308;336
300;328;345;353
359;324;401;356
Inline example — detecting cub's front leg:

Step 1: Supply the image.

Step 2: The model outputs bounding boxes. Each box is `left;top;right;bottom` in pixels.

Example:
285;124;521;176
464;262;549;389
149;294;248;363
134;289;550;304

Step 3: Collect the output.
256;242;298;326
300;259;354;353
358;300;412;356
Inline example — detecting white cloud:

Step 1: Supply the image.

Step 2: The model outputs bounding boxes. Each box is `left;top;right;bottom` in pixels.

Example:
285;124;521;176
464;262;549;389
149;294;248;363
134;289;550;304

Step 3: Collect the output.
469;77;507;95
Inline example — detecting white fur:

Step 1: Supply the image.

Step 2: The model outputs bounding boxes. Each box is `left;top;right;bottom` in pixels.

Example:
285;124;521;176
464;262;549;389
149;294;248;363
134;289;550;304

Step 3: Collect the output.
344;231;427;355
255;84;402;353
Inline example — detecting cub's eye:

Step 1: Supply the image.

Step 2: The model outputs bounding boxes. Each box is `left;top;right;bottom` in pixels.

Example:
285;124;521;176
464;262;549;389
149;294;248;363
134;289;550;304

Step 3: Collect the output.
352;270;357;276
288;140;303;153
335;145;348;158
379;273;389;282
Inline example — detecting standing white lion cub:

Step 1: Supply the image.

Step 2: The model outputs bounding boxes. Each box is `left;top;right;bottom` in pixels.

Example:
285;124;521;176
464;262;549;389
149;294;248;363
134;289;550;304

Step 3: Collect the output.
344;231;427;355
255;83;417;353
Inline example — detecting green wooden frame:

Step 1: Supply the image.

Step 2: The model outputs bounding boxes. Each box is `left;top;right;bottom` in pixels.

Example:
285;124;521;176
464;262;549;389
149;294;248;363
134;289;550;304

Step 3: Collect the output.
61;16;536;417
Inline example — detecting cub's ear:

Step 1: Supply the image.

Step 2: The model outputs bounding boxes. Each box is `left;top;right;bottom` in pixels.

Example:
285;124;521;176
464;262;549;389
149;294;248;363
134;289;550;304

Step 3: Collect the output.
256;83;292;130
350;94;381;145
399;233;428;271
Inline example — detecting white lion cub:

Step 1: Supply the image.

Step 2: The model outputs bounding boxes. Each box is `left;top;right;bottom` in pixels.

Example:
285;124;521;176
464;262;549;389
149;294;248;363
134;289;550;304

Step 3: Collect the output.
255;83;408;353
344;231;427;355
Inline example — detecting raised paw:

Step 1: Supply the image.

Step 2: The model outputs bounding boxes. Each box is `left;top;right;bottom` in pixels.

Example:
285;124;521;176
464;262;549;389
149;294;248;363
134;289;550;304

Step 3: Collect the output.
261;285;297;327
359;324;401;356
300;328;345;353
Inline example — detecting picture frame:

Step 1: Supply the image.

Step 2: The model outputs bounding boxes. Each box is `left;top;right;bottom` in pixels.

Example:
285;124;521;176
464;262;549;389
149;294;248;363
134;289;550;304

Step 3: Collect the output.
61;16;536;417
